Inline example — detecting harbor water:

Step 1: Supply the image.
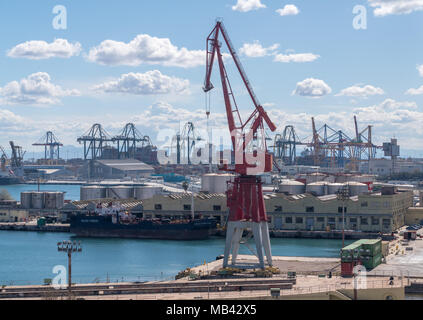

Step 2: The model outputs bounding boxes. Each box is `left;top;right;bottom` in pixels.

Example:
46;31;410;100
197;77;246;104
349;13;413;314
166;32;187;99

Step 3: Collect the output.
0;231;350;286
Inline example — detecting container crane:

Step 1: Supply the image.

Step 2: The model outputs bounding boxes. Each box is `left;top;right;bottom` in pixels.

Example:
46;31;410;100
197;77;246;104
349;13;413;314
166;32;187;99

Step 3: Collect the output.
203;20;276;269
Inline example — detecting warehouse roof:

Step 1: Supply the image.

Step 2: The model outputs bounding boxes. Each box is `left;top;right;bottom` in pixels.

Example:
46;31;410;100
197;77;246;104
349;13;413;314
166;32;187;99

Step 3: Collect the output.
96;159;154;172
62;198;143;211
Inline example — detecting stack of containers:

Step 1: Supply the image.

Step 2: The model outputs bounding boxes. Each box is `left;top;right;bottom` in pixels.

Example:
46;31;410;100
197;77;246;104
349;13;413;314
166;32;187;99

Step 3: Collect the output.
340;242;362;277
358;239;382;270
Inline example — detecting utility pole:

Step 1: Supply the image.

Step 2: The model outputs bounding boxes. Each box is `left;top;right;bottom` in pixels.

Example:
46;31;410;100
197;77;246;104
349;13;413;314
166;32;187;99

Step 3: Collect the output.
57;241;82;300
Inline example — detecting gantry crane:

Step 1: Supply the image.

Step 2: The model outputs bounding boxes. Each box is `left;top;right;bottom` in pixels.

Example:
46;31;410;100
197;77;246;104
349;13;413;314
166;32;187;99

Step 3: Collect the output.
203;20;276;269
32;131;63;161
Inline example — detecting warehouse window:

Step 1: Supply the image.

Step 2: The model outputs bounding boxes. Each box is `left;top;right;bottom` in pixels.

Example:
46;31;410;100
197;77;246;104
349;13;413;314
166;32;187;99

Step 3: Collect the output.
350;218;357;223
317;217;325;222
328;218;336;223
184;205;191;211
383;219;391;225
285;217;293;224
361;218;368;225
338;207;347;213
154;204;162;210
296;217;303;224
306;207;314;213
274;206;283;212
213;205;222;211
361;202;368;207
372;218;380;226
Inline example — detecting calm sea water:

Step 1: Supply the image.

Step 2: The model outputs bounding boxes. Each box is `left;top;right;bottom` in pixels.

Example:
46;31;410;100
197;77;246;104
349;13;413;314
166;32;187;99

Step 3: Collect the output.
0;231;350;286
0;184;81;201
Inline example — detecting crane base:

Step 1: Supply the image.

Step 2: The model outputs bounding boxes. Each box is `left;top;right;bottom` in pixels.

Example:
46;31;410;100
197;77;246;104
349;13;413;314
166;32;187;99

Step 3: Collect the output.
223;221;273;270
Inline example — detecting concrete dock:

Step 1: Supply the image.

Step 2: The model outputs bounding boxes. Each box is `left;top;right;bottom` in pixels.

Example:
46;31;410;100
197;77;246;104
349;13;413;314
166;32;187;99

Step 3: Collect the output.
0;222;69;233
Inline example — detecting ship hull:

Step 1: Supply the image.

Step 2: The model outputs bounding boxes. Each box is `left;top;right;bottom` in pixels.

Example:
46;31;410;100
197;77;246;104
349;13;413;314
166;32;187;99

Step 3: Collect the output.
0;177;22;185
70;215;216;241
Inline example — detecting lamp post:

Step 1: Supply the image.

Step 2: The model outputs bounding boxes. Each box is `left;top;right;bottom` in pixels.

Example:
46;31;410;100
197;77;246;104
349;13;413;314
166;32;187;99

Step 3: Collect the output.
337;186;349;249
57;240;82;299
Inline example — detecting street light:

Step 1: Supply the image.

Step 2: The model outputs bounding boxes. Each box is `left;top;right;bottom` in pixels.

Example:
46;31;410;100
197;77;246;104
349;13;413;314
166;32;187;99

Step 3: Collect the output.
337;186;350;248
57;240;82;299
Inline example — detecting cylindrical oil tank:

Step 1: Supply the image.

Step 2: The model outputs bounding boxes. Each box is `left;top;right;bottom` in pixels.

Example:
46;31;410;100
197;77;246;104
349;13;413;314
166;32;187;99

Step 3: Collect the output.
20;192;32;209
347;182;369;196
306;182;328;196
108;186;134;200
134;186;162;200
55;192;65;209
44;192;57;209
44;192;65;209
80;186;107;201
202;174;235;194
31;192;45;209
201;174;214;193
328;183;345;195
278;180;305;195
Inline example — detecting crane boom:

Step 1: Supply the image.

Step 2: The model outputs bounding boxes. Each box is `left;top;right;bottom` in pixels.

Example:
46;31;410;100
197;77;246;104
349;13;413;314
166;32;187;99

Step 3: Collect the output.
203;20;277;175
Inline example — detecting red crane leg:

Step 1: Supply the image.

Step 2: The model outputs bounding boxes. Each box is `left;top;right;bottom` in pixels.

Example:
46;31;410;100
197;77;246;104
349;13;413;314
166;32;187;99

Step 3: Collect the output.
228;176;268;223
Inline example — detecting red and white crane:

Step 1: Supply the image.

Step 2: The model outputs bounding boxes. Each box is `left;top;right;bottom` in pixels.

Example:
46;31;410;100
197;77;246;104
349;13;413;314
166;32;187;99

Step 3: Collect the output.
203;20;276;269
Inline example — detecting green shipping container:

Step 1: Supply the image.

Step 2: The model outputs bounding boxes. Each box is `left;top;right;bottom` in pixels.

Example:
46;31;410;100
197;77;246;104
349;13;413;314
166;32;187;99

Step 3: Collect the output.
357;239;382;257
360;253;382;270
341;242;362;260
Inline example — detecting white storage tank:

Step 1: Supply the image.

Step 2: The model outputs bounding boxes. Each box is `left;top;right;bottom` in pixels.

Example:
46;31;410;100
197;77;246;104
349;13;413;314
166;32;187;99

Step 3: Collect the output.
347;182;369;196
31;192;45;209
80;186;107;201
306;182;328;196
134;186;162;200
20;192;32;209
108;186;134;200
201;174;235;194
44;192;65;209
55;192;65;209
328;183;345;195
44;192;57;209
278;180;305;195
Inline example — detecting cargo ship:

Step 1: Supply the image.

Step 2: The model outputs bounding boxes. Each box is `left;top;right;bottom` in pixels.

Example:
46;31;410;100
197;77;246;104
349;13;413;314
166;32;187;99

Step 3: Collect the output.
0;170;23;185
70;214;218;240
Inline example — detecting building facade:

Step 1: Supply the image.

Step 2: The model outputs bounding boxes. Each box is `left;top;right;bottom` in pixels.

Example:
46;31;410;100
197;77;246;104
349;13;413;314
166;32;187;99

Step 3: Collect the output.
141;189;413;233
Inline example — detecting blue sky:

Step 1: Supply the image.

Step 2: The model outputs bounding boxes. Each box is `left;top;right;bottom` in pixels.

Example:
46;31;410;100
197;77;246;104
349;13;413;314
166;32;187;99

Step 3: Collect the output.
0;0;423;158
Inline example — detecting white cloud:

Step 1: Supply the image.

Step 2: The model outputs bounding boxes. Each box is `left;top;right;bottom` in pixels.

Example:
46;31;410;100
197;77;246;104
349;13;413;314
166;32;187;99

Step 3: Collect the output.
418;65;423;76
336;85;385;98
368;0;423;16
274;53;320;63
293;78;332;98
406;85;423;95
232;0;266;12
86;34;204;68
92;71;190;95
239;41;279;57
276;4;299;16
7;39;82;60
0;72;80;106
240;42;319;63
